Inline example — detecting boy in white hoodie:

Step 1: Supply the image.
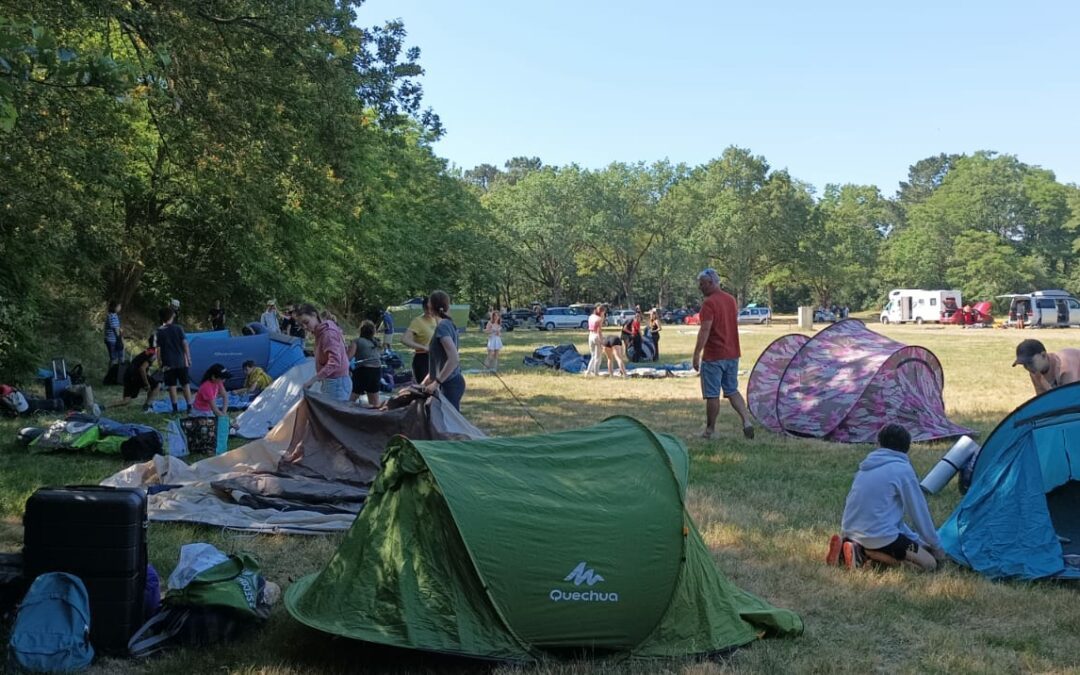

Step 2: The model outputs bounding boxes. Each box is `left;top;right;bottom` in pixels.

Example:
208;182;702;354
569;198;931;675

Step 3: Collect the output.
827;424;944;571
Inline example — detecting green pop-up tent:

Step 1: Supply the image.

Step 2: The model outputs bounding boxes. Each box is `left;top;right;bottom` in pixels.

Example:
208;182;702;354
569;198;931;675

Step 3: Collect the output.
285;417;802;660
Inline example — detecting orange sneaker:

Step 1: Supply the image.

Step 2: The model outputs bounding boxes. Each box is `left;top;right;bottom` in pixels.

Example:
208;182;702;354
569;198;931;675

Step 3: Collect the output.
826;534;842;566
842;540;864;569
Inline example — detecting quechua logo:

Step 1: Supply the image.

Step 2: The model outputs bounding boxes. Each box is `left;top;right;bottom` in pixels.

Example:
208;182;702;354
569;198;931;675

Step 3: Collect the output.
549;562;619;603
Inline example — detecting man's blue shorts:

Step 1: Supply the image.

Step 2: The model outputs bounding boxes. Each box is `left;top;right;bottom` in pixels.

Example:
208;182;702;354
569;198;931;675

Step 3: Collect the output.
700;358;740;399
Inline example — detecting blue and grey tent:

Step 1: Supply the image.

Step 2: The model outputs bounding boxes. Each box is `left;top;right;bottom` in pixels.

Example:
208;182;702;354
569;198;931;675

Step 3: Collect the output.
186;330;231;343
189;333;306;390
940;382;1080;579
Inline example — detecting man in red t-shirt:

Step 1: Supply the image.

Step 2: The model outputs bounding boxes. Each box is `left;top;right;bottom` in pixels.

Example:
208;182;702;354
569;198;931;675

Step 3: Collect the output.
691;268;754;440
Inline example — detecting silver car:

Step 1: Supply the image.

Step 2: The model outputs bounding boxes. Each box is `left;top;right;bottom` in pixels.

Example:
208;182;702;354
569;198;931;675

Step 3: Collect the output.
737;307;772;324
539;307;589;331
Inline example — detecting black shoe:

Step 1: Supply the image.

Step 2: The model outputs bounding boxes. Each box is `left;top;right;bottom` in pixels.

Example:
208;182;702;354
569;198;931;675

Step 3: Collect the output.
743;425;755;440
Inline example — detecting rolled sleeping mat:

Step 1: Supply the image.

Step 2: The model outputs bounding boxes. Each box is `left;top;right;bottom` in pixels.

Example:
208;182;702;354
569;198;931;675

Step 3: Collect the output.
921;435;980;494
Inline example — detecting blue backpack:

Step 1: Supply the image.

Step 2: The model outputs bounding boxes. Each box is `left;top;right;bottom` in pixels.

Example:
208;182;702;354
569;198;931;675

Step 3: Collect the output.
9;572;94;672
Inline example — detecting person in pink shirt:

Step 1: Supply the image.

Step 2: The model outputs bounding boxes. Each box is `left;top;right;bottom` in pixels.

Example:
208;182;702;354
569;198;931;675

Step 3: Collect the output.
585;304;606;377
191;363;229;417
1013;339;1080;396
295;303;352;401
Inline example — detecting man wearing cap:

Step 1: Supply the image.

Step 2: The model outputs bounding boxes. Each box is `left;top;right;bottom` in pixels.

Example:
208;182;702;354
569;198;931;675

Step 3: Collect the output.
692;268;754;440
1014;339;1080;396
260;300;282;334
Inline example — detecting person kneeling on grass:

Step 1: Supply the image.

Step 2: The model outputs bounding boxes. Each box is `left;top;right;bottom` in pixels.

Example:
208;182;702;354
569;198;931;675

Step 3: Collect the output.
827;423;945;571
240;360;271;397
191;363;229;418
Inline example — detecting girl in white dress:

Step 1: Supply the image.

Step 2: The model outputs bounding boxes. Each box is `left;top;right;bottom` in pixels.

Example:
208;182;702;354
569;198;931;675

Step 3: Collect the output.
484;310;504;372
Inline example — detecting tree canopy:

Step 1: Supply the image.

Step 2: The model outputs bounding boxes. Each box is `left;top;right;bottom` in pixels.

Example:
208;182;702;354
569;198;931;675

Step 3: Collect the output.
2;5;1080;380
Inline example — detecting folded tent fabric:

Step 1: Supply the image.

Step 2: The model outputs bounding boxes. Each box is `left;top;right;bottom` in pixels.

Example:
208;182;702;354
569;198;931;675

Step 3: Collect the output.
101;391;485;534
148;392;251;414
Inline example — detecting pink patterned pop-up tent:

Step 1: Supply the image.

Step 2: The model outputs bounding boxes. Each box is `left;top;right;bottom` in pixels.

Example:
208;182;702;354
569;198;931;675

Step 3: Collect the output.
747;319;972;444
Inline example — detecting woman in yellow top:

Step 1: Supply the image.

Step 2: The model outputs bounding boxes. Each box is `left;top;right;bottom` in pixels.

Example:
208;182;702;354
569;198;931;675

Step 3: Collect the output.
400;296;439;383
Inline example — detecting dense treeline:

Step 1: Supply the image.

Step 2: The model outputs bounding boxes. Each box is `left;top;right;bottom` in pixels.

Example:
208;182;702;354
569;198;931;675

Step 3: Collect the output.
2;4;1079;380
0;2;498;378
469;150;1080;314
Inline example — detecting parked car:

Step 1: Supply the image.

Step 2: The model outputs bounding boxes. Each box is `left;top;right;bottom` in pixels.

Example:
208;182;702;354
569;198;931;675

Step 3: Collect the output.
504;309;539;328
738;306;772;324
662;308;691;324
606;309;637;327
1000;290;1080;328
539;306;589;331
813;309;836;323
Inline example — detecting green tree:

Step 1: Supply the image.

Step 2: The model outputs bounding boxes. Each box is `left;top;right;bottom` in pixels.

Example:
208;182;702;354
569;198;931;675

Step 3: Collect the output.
946;230;1047;302
797;184;890;307
579;161;686;307
896;153;961;209
483;166;589;305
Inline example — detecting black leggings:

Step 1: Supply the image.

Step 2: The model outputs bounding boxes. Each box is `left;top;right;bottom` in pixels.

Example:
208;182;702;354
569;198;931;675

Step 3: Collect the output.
412;352;430;384
651;332;660;361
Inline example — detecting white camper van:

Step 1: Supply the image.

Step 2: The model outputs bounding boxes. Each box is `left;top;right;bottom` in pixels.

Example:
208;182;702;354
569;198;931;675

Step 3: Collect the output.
880;289;961;325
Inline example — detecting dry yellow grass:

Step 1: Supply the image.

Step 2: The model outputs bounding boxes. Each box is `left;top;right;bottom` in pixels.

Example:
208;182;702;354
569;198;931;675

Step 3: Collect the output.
4;318;1079;673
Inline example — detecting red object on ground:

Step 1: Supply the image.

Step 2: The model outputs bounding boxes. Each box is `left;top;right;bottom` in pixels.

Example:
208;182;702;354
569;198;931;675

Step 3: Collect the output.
684;313;700;326
942;301;994;326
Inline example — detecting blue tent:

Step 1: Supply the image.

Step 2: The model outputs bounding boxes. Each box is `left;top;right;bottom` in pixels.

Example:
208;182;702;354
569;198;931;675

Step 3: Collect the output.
939;382;1080;579
186;330;231;343
189;333;306;390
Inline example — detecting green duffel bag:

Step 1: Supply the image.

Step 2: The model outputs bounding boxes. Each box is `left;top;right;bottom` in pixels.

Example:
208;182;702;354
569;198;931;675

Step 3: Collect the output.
128;553;270;657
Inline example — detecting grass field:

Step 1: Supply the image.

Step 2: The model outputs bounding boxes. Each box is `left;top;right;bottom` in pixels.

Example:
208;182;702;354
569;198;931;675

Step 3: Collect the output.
2;319;1078;674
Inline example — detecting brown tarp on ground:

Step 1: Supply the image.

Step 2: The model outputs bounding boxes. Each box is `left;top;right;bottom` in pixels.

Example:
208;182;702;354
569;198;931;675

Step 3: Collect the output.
102;391;485;533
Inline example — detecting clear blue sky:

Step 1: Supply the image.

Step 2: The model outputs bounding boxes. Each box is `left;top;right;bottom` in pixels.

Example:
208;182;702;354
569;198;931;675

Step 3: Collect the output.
362;0;1079;195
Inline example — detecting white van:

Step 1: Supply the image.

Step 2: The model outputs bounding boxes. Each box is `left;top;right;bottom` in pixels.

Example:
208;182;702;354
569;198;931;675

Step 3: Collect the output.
1000;290;1080;328
880;289;961;325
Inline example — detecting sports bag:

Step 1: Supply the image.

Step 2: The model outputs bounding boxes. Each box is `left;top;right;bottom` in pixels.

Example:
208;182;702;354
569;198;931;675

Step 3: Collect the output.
128;549;269;658
8;572;94;672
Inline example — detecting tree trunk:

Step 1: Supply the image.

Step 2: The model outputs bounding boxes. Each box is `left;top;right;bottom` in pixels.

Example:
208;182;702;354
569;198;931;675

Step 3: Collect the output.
105;263;144;308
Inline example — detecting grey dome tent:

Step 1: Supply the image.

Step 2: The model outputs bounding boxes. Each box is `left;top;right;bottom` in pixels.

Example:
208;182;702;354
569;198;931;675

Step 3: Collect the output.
285;417;802;660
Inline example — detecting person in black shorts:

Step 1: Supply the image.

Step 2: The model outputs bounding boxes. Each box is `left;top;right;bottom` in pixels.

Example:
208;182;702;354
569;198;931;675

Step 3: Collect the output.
155;306;193;413
601;335;628;378
113;343;162;410
348;320;383;407
829;424;944;571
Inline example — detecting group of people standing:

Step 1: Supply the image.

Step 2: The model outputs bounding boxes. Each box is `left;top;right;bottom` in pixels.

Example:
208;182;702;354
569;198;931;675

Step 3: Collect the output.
293;292;466;411
584;305;663;377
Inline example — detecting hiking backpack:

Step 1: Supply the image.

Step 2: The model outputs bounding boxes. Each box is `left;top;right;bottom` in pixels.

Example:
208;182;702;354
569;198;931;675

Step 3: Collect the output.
8;572;94;672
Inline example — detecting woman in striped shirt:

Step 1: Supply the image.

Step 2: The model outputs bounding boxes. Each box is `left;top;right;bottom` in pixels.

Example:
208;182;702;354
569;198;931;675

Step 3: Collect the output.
104;301;123;364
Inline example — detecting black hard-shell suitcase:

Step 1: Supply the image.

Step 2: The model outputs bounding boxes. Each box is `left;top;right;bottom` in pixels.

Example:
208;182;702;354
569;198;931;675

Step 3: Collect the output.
23;486;148;653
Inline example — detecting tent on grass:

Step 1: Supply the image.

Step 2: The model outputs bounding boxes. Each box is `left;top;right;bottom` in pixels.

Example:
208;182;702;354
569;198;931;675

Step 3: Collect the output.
940;382;1080;579
188;332;306;390
747;319;971;443
102;391;484;534
186;329;231;343
235;359;316;439
285;416;802;660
